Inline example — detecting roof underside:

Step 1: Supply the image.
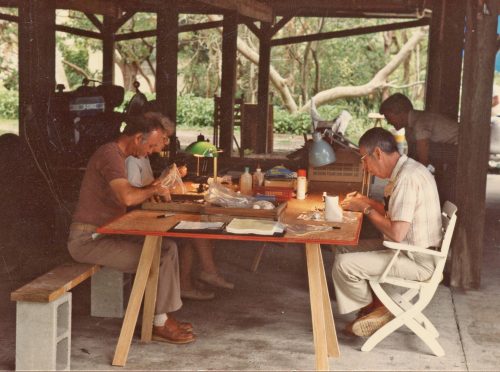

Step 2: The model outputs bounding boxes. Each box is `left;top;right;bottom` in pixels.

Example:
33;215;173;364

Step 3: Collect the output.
0;0;429;20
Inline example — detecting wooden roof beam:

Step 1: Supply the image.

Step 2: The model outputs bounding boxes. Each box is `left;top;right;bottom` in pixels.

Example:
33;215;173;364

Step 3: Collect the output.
54;0;122;18
197;0;272;22
0;12;18;22
271;18;429;47
0;0;18;7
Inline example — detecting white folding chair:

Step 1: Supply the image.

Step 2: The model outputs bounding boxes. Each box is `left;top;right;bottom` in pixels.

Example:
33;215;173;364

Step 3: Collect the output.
361;201;458;356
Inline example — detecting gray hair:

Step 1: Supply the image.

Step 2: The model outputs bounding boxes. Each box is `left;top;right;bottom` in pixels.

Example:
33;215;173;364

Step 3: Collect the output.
144;111;175;137
359;127;399;154
122;115;164;142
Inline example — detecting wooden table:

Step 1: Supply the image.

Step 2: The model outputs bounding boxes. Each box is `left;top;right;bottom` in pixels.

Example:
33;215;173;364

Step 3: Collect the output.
97;194;362;371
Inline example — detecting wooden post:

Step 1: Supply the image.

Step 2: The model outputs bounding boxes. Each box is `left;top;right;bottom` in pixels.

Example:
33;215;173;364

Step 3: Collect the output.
425;0;465;119
102;16;115;85
219;12;238;157
18;0;55;140
156;1;179;157
451;0;498;289
256;22;271;154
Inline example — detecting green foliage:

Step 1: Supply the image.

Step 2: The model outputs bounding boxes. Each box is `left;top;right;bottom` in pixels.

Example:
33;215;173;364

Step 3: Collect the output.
2;70;18;91
177;94;214;127
273;109;311;134
59;42;90;88
0;89;19;119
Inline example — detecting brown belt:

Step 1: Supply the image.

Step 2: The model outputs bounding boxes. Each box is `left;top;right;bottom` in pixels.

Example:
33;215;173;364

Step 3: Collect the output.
70;222;98;233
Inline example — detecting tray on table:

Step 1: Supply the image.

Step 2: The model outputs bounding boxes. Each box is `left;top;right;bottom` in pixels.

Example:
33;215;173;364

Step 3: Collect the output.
143;199;288;221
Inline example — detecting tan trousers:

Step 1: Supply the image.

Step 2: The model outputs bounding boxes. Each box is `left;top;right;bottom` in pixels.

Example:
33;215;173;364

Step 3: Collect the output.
331;240;435;315
68;223;182;314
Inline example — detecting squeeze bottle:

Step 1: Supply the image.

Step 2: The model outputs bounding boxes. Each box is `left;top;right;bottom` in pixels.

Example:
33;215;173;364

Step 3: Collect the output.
239;167;253;195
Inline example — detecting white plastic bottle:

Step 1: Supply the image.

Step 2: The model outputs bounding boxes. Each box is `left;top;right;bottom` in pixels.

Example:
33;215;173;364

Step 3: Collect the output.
252;166;264;189
296;169;307;200
239;167;253;195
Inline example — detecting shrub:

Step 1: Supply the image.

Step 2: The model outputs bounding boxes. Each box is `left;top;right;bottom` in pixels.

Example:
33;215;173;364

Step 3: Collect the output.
0;89;19;119
0;90;381;144
177;94;214;127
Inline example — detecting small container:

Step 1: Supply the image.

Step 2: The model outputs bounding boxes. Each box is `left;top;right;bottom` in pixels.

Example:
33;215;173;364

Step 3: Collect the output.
325;195;343;222
253;167;264;188
239;167;253;195
296;169;307;200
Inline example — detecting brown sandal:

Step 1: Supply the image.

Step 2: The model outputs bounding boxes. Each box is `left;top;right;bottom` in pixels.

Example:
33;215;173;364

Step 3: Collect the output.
153;319;196;344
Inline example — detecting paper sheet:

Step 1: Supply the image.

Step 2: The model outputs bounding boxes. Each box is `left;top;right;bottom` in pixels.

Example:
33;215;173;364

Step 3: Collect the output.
174;221;225;230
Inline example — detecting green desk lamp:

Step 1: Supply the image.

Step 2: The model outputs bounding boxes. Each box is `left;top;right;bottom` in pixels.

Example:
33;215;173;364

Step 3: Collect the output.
185;141;220;180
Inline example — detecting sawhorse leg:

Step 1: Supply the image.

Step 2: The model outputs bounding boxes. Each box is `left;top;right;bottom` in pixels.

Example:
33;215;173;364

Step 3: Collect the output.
112;235;162;367
305;243;340;371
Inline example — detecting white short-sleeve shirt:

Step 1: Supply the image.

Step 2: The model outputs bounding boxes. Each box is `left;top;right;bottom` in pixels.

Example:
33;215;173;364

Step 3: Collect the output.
384;155;443;252
125;156;154;187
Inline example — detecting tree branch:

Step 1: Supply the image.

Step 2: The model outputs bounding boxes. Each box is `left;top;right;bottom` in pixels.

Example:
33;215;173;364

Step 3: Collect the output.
299;28;427;113
61;59;91;80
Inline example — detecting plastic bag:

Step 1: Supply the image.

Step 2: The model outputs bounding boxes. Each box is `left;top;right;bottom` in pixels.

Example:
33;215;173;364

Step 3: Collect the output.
160;163;186;194
204;182;254;208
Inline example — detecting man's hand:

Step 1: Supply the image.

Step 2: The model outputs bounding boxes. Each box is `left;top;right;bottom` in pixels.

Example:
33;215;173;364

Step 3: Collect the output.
341;192;371;212
151;180;171;202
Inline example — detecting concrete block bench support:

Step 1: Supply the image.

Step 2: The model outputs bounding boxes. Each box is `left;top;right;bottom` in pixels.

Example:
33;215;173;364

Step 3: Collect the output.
11;263;100;371
15;293;72;371
91;267;127;318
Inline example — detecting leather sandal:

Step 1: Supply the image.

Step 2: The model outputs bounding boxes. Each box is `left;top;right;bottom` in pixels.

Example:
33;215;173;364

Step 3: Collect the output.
153;319;196;344
351;306;394;337
167;316;193;333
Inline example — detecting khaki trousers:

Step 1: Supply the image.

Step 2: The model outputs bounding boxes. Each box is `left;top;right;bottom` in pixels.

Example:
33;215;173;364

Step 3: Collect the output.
331;239;435;315
68;223;182;314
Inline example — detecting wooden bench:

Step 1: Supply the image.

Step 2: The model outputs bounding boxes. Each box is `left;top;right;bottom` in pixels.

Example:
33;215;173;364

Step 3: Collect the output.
10;262;126;371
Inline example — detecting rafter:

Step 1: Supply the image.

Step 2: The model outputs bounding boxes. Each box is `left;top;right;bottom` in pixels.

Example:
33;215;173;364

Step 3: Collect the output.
271;18;429;46
197;0;272;22
54;0;122;18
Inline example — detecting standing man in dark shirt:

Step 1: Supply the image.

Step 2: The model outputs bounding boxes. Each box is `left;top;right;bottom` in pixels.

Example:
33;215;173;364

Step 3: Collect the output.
68;115;195;344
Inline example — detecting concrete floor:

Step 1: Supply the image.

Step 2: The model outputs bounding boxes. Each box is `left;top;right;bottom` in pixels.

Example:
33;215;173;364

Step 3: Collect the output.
1;175;500;371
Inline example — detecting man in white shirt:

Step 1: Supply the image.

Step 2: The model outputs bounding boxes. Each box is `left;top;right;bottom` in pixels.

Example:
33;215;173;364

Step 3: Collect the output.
336;127;442;337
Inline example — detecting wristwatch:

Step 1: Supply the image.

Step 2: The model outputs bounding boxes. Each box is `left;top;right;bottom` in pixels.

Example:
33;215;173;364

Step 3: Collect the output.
363;206;373;216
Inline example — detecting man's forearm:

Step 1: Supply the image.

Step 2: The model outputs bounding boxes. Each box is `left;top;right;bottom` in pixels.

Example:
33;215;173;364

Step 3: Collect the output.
365;210;410;242
366;198;385;215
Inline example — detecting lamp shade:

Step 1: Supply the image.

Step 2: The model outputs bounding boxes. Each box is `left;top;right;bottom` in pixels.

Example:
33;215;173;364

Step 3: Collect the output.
185;141;219;157
309;132;336;167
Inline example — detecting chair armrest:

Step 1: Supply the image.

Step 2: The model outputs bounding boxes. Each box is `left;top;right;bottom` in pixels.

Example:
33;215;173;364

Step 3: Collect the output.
383;241;446;258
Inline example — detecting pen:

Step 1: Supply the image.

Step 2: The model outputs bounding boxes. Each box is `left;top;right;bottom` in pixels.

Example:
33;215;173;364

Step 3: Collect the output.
157;213;175;219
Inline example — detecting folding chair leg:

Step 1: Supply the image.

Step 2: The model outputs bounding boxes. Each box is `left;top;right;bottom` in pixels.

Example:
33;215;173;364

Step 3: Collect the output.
413;313;440;338
361;316;405;352
404;317;445;356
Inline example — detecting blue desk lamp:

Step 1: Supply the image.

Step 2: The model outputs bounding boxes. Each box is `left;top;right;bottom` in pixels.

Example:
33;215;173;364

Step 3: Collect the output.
309;132;336;167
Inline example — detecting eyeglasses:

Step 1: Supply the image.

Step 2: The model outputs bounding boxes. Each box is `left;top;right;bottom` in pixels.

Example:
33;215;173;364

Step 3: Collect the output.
360;151;373;162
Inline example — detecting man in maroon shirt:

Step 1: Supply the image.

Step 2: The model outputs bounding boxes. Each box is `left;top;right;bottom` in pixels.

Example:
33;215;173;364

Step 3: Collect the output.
68;115;195;344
